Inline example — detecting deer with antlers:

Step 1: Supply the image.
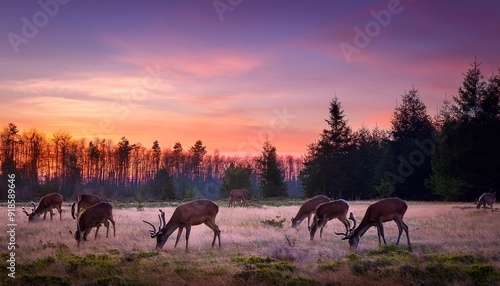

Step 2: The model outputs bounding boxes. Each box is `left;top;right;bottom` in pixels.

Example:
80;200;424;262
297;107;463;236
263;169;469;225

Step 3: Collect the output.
143;199;221;251
337;197;411;251
291;195;330;230
72;202;115;246
71;193;102;219
22;192;63;222
229;189;249;207
309;199;354;240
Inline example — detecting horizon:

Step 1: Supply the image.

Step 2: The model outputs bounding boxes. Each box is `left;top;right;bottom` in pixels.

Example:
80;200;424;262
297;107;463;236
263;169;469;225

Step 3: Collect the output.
1;0;499;155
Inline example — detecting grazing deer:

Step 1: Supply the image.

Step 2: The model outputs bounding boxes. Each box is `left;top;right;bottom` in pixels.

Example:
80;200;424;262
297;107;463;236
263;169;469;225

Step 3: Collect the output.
476;192;496;209
22;192;63;222
72;202;115;246
229;189;249;207
71;193;102;219
291;195;329;230
338;197;411;251
309;199;354;240
143;199;221;250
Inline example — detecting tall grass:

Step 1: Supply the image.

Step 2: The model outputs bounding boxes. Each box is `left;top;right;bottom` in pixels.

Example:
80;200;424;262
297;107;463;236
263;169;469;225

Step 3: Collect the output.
1;201;498;285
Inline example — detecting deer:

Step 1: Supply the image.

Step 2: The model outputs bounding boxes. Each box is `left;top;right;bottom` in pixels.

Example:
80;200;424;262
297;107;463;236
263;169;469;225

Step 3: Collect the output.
143;199;221;251
229;189;249;207
309;199;354;240
71;193;102;219
291;195;330;230
476;192;496;209
337;197;411;252
22;192;63;222
72;202;115;246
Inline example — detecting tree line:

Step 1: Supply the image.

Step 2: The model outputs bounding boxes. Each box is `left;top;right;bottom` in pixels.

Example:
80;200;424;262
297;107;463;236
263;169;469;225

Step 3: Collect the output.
0;126;300;201
300;60;500;201
1;60;498;202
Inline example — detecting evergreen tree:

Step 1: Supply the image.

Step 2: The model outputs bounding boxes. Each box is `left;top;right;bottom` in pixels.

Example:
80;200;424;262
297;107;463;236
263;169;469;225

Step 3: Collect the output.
221;162;253;197
256;140;288;197
189;140;207;177
391;87;434;141
428;64;500;200
386;87;435;200
300;97;352;198
349;126;389;199
453;59;486;119
154;168;176;200
151;140;161;173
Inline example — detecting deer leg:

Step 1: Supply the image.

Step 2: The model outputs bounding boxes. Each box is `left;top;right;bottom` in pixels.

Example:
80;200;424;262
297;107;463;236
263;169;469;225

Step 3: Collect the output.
320;215;329;238
109;217;116;237
307;214;312;231
205;219;221;247
175;227;184;248
58;205;62;220
376;221;386;245
43;211;48;220
310;214;320;240
400;219;411;251
84;229;91;241
95;224;101;239
184;225;191;251
104;220;110;238
395;219;403;245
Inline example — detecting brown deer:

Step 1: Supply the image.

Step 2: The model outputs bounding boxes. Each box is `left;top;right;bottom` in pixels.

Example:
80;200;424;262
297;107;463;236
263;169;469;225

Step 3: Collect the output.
71;193;102;219
72;202;115;246
229;189;249;207
22;192;63;222
337;197;411;251
143;199;221;250
476;192;496;209
291;195;329;230
309;199;354;240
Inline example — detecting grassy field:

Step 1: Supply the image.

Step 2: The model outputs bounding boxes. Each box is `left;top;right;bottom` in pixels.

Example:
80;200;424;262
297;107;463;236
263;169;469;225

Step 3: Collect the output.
1;200;499;285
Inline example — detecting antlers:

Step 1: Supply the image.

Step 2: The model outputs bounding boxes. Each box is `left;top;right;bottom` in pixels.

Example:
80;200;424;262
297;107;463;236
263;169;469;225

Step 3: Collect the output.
334;212;356;238
22;202;36;216
143;209;166;237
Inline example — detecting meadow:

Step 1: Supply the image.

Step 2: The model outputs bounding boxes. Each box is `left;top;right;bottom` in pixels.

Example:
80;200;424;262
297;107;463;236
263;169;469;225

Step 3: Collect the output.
1;200;499;286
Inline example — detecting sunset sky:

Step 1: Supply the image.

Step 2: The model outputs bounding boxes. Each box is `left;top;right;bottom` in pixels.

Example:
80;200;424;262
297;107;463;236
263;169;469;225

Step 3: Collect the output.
1;0;499;156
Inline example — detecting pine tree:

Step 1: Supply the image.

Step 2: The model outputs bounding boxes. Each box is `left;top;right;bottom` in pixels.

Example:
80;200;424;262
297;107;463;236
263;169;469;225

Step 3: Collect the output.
387;87;435;200
300;97;352;198
428;63;500;201
256;140;287;198
391;87;434;141
453;59;486;119
221;162;253;197
189;140;207;177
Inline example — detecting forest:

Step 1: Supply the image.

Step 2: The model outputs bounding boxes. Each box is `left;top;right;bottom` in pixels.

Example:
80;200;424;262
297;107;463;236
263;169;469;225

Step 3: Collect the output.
1;60;499;202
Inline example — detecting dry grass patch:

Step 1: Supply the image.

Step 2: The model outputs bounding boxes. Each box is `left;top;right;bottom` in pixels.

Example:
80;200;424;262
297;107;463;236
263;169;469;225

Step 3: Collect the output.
0;201;499;285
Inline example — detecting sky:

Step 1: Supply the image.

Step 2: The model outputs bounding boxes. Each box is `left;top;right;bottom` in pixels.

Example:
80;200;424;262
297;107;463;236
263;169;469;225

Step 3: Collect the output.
1;0;499;156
